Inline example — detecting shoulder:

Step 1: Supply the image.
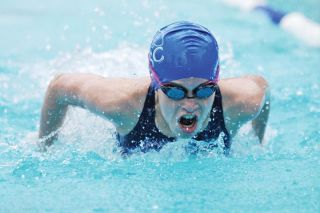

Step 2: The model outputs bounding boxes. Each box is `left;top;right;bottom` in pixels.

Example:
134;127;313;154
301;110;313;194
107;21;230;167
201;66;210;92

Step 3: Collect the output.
218;75;269;131
50;73;151;134
105;76;151;134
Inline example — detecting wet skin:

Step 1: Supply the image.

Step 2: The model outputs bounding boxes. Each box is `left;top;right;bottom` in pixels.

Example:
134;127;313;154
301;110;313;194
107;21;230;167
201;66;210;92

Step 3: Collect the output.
155;77;216;139
39;73;269;149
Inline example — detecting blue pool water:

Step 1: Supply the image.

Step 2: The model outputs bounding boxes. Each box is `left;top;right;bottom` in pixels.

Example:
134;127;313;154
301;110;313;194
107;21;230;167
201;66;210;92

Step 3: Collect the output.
1;0;319;212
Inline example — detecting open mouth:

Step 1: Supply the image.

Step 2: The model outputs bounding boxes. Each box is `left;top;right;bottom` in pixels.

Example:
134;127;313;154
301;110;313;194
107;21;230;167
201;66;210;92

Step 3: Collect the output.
178;114;198;133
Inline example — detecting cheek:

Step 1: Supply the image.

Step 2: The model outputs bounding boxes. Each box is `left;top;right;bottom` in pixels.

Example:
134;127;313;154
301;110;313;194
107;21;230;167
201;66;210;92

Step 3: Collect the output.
158;95;180;120
199;97;215;116
160;100;175;115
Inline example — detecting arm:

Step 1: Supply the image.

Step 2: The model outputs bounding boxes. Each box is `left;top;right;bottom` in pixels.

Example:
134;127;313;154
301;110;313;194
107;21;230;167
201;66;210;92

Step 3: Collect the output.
38;75;69;147
39;74;87;147
38;73;149;150
220;75;270;144
252;86;270;144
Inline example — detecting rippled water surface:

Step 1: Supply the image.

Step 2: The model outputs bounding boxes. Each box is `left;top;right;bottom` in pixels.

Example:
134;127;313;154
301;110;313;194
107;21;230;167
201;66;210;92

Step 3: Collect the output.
1;0;319;212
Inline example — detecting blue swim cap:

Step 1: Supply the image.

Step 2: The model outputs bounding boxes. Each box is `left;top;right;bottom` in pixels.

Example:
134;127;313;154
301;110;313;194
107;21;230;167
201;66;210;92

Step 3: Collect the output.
149;21;220;88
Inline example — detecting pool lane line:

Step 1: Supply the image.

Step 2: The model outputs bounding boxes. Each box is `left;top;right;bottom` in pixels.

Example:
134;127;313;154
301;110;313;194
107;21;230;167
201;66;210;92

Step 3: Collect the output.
224;0;320;47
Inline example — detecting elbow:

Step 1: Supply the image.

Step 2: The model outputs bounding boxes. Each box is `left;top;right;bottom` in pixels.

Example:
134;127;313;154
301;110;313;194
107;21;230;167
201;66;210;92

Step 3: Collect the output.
249;76;270;118
253;76;270;108
246;75;270;102
47;73;77;96
48;74;67;92
46;73;83;106
46;74;71;104
241;76;270;120
247;75;269;91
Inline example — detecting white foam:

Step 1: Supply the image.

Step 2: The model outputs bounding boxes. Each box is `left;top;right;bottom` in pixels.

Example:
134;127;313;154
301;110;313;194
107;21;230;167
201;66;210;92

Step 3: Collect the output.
59;107;120;160
21;44;149;92
230;122;277;157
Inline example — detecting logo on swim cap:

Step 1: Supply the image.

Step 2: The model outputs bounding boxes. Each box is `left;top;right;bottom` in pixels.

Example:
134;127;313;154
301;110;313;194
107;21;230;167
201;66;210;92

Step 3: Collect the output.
148;21;220;88
152;46;164;63
149;30;165;67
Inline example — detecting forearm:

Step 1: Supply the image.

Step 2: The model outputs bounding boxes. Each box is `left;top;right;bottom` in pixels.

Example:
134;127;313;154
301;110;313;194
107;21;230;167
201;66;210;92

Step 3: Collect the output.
252;91;270;144
39;88;68;147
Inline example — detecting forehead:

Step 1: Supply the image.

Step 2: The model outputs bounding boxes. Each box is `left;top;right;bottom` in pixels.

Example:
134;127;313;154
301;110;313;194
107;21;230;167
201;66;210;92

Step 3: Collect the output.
170;77;208;88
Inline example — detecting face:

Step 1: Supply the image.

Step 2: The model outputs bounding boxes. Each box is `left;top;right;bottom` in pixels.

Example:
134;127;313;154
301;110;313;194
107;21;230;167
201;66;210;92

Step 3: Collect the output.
155;77;216;139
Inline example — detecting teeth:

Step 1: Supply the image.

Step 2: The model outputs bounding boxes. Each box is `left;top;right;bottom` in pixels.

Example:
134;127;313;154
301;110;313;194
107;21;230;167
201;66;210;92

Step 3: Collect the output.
183;114;195;119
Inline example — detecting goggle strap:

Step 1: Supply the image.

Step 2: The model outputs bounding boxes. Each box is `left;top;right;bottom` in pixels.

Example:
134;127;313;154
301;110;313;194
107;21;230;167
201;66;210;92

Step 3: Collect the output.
149;62;162;87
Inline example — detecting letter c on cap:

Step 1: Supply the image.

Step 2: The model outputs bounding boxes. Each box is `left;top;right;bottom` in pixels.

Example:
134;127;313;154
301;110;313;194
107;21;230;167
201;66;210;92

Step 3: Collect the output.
152;47;164;63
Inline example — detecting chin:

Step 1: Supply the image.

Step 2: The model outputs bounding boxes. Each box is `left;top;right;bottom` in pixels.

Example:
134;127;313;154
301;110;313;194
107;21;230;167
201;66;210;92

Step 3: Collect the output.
178;133;195;139
171;117;204;139
174;127;199;139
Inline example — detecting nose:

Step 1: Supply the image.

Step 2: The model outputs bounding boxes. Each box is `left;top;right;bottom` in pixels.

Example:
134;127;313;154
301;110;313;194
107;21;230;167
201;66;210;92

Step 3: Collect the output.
181;99;199;113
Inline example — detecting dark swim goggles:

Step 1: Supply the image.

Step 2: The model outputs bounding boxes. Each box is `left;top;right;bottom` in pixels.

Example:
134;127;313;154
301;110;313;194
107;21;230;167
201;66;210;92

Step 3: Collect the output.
160;81;217;100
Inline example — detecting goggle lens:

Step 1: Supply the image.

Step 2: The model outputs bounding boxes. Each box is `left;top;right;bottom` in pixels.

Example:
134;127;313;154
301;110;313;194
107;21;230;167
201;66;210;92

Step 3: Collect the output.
195;86;215;98
165;87;185;100
160;82;216;100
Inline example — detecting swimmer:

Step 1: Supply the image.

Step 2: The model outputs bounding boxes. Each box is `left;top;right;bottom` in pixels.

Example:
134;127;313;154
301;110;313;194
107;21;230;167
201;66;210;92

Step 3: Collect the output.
38;21;270;154
224;0;320;47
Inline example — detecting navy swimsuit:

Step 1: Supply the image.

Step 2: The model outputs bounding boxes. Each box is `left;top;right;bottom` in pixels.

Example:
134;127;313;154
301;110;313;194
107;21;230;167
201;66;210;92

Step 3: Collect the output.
117;85;231;155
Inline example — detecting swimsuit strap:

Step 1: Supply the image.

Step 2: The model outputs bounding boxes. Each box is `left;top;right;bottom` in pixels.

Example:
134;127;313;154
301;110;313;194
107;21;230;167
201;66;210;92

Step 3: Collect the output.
212;86;231;150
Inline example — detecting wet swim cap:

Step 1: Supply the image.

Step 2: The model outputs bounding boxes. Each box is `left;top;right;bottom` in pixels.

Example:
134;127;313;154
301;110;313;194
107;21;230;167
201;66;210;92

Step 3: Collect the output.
148;21;219;88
